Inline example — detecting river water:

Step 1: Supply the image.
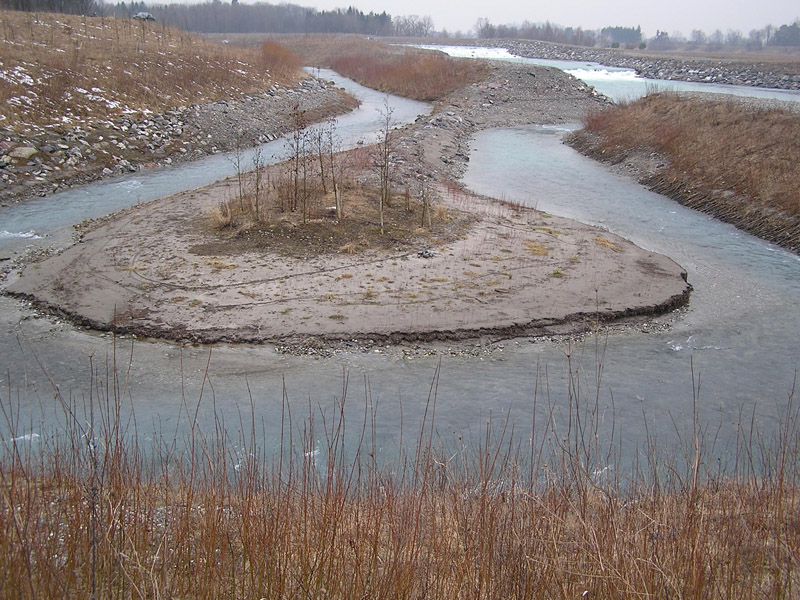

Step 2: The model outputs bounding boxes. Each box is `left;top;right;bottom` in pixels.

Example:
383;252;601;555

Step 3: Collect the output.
414;44;800;104
1;65;798;474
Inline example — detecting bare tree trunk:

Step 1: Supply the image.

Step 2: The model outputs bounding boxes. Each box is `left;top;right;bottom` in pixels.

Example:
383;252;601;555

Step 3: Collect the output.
251;147;264;221
376;97;395;235
326;120;343;221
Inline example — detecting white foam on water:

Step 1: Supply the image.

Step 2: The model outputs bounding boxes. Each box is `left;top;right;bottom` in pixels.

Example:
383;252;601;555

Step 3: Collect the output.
410;44;517;60
565;68;641;81
0;230;42;239
10;432;41;443
115;179;143;190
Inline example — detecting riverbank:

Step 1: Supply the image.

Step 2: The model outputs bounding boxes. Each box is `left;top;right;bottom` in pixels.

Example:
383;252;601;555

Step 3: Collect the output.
5;62;691;347
414;37;800;90
0;77;357;206
566;92;800;254
0;11;360;206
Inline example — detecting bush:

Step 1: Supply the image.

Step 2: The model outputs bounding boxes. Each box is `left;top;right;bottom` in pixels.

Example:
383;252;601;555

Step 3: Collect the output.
259;40;302;78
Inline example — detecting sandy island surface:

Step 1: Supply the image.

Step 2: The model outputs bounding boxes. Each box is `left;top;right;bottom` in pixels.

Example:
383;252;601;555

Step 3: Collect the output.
7;62;692;347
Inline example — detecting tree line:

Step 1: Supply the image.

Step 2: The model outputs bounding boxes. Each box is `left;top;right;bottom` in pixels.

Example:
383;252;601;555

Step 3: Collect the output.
0;0;96;15
129;2;396;36
3;0;799;47
474;17;600;46
0;0;440;37
474;16;800;48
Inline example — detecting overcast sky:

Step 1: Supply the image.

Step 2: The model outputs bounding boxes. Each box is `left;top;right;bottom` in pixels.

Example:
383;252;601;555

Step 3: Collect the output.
303;0;799;37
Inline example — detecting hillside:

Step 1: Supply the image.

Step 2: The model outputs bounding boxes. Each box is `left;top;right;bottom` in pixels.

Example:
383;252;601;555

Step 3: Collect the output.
0;11;356;203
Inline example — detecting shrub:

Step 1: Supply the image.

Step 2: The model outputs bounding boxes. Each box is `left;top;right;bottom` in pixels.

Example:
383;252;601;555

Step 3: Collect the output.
258;40;302;78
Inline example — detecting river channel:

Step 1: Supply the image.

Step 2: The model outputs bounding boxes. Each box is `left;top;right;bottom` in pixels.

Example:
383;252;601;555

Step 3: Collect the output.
1;64;798;473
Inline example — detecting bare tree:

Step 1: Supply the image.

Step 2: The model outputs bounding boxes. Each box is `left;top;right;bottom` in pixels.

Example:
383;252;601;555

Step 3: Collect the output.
251;147;265;221
228;129;246;212
420;179;431;229
324;120;344;221
310;125;328;194
375;97;395;235
725;29;744;46
690;29;707;45
284;103;308;218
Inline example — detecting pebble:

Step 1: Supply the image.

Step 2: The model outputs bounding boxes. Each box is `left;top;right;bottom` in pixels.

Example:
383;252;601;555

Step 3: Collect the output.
1;77;353;205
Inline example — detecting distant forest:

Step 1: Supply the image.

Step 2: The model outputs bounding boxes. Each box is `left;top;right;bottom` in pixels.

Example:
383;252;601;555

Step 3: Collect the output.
2;0;799;46
474;17;800;49
0;0;429;36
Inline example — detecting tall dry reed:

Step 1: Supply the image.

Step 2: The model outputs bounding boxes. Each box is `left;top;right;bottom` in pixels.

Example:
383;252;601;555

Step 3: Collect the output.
1;344;798;598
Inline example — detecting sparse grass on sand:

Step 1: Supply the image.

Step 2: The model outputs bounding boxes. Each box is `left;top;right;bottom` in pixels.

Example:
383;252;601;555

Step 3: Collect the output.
1;359;799;598
572;92;800;252
201;154;469;258
0;10;301;134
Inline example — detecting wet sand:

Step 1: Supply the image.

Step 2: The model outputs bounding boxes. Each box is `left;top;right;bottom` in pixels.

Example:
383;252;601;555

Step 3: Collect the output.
6;62;692;346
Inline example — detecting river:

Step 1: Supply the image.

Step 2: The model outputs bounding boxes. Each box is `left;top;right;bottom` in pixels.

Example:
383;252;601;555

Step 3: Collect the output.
1;65;798;475
414;44;800;104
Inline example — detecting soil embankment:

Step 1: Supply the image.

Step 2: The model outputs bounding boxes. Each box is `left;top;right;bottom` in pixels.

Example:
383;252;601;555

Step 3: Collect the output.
6;62;692;348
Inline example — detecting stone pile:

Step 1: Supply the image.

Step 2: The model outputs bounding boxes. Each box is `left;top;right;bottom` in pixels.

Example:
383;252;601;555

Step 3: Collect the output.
0;78;355;206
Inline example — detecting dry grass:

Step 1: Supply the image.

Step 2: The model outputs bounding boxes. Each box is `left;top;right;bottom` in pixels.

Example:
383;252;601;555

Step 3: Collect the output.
574;92;800;252
201;143;473;258
525;239;549;255
0;11;302;135
2;355;799;599
580;93;800;218
593;236;622;252
258;40;303;79
270;36;492;101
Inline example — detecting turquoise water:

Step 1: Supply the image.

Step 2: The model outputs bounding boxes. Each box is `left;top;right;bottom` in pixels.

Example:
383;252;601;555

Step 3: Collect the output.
414;44;800;104
2;75;798;474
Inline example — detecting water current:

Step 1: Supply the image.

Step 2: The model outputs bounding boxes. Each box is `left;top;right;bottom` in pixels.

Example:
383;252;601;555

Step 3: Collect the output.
1;61;798;473
414;44;800;104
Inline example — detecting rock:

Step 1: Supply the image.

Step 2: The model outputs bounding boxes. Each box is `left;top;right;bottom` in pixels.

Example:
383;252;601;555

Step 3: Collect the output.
9;146;39;160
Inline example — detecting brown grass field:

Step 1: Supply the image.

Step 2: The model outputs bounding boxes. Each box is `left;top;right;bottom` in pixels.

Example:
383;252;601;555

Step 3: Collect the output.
227;35;492;101
574;93;800;252
0;10;298;135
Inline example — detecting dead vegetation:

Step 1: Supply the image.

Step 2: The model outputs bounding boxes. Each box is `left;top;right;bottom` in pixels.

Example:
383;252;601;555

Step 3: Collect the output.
0;10;301;135
2;362;798;599
248;35;493;102
200;142;470;259
570;92;800;252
